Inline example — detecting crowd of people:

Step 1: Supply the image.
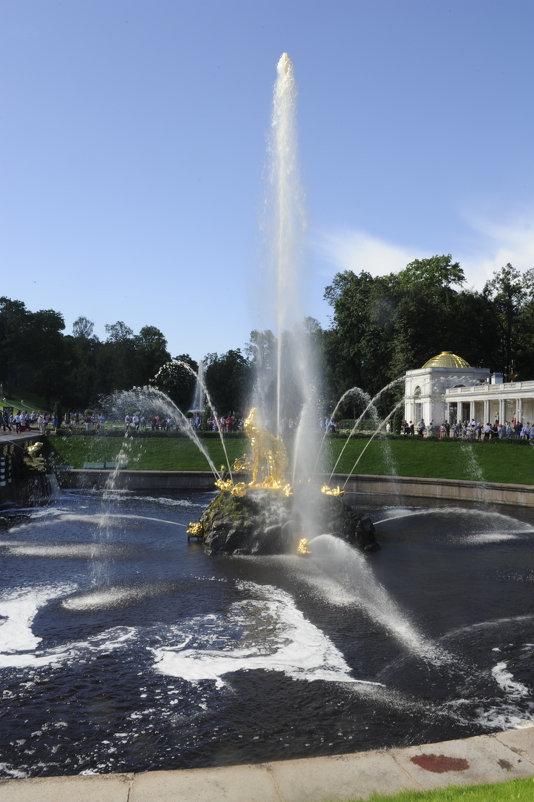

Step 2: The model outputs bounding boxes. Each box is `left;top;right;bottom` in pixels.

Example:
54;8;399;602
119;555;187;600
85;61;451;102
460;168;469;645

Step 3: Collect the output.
400;418;534;440
3;402;533;444
1;407;57;434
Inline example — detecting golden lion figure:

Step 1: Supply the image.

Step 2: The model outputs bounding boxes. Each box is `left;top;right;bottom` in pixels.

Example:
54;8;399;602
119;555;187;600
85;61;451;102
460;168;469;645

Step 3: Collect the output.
23;442;46;472
244;408;288;487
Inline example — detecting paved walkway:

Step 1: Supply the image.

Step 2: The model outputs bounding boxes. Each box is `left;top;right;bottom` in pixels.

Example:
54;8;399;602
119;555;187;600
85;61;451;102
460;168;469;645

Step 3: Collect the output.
0;431;41;444
1;727;534;801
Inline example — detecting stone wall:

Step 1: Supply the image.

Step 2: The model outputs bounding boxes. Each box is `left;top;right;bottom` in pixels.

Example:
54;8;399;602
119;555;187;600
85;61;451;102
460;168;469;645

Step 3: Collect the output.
56;469;534;508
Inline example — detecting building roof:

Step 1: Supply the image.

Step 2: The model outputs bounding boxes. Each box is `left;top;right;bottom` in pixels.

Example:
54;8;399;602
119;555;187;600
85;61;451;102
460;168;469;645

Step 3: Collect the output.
422;351;471;369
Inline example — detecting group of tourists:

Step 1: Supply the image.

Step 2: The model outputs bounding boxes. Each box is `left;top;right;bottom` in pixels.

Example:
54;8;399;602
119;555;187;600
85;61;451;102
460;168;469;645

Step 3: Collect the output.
320;417;340;433
4;402;533;443
1;407;56;434
205;415;244;432
401;418;534;440
121;413;246;432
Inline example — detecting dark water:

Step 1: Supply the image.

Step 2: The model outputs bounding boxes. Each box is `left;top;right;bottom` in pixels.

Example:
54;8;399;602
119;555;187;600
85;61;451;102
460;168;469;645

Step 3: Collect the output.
1;487;534;778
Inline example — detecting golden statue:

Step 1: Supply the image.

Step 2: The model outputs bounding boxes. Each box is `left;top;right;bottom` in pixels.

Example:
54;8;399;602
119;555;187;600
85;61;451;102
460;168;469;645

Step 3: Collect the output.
230;482;247;498
321;484;345;497
233;454;251;473
187;521;204;540
215;477;234;492
243;408;288;489
297;538;311;555
23;441;46;472
214;477;248;497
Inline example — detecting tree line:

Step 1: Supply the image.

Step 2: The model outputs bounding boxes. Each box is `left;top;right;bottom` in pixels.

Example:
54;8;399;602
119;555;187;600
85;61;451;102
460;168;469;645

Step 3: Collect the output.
1;256;534;419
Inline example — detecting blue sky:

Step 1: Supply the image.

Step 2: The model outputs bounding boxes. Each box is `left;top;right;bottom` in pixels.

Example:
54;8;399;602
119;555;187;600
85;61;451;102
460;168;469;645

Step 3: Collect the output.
2;0;534;363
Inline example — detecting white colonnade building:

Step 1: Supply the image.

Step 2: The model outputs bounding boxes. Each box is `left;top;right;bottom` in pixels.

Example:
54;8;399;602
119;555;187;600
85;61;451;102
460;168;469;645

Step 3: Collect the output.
404;351;534;426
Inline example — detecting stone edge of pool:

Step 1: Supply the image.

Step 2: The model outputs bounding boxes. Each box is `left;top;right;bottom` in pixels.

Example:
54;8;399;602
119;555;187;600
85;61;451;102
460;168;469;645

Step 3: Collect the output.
1;727;534;801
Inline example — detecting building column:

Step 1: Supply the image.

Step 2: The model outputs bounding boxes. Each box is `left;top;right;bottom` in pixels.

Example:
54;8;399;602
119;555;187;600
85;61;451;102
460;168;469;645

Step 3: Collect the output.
516;398;523;422
483;400;490;423
499;399;506;423
469;401;476;421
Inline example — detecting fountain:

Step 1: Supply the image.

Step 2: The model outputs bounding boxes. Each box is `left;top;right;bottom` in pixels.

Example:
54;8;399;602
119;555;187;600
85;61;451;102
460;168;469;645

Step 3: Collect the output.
182;53;363;555
189;359;205;417
1;54;534;781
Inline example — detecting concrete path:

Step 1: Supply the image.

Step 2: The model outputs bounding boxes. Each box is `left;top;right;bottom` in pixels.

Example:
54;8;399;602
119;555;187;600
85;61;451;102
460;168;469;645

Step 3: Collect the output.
1;727;534;801
0;431;40;443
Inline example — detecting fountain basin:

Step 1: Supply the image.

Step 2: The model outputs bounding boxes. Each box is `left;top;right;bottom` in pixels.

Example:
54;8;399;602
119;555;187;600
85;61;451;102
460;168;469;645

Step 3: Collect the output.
1;484;534;779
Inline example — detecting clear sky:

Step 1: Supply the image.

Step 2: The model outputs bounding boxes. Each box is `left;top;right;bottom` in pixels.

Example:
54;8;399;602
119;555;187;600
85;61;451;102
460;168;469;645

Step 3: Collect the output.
2;0;534;363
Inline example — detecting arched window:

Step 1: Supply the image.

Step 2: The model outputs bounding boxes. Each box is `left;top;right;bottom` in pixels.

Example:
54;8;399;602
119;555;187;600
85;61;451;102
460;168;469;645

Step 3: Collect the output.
414;386;422;421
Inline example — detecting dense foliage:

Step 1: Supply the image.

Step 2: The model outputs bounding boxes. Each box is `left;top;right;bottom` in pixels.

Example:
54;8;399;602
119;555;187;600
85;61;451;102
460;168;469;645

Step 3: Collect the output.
322;257;534;415
2;257;534;416
0;299;172;409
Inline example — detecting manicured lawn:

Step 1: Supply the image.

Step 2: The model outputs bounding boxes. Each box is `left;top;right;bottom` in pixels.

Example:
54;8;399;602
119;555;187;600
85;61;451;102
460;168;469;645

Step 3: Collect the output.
1;394;47;414
324;435;534;485
45;431;534;486
353;776;534;801
45;432;248;473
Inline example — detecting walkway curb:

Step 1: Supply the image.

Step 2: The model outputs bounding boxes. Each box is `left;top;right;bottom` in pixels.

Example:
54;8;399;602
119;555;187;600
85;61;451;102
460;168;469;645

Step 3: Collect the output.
1;727;534;801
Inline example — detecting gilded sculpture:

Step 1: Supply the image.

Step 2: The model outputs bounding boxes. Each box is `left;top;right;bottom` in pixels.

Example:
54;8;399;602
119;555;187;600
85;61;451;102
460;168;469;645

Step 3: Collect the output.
243;407;289;490
23;441;46;472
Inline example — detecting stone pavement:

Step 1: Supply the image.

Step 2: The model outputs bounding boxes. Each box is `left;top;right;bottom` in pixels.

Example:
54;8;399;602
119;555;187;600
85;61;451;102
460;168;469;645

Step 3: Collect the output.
1;727;534;802
0;431;39;440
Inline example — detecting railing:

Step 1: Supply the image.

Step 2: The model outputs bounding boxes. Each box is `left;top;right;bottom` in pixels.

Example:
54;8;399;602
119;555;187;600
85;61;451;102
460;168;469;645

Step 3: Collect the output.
447;381;534;397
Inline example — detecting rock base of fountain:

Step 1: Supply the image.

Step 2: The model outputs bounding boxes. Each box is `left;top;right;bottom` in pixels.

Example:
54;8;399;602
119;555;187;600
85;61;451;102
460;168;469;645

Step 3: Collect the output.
197;489;379;555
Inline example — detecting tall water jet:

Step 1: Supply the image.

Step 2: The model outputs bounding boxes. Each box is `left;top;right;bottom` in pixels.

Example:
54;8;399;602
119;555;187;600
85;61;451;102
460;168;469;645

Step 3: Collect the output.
257;52;320;487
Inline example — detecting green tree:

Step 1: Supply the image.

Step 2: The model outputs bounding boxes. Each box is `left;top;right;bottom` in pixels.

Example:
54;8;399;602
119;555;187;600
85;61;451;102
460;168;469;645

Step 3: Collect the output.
390;255;465;376
323;270;396;408
322;256;476;414
61;317;100;407
205;349;253;417
27;309;66;403
0;298;31;393
483;264;534;379
135;326;171;386
72;316;96;340
152;354;198;412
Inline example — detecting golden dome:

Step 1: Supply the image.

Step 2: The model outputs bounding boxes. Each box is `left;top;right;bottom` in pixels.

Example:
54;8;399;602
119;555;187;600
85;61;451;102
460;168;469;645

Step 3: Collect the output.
422;351;471;369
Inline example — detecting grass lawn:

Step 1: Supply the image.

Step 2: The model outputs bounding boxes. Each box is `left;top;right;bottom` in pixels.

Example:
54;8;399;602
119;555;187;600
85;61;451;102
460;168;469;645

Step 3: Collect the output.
353;777;534;801
44;431;534;486
324;435;534;485
0;393;48;414
45;432;249;472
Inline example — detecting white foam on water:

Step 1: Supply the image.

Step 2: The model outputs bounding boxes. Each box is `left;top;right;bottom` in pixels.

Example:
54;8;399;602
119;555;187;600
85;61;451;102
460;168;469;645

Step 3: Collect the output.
492;661;530;698
443;652;534;732
0;584;138;669
152;581;381;688
0;764;28;778
472;703;534;732
0;585;71;653
83;626;138;654
0;584;74;668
